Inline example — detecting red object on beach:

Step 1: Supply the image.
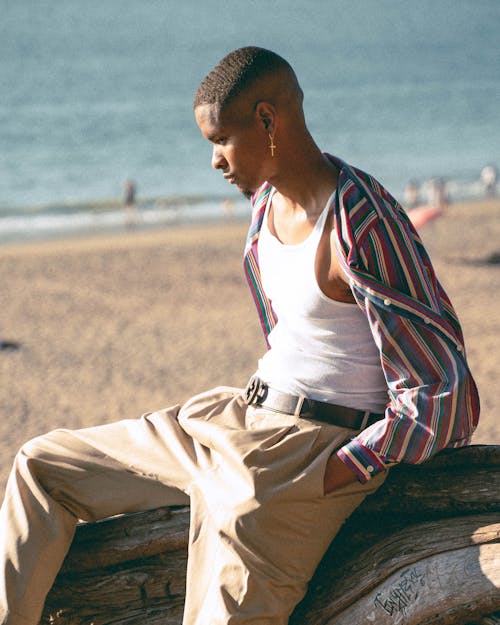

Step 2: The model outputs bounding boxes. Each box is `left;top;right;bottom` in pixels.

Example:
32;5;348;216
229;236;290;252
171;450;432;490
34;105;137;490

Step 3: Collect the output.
407;204;444;229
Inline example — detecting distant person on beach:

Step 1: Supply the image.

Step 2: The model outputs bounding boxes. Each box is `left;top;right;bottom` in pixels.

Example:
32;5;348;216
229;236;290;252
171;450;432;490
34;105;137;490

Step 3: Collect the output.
404;177;448;230
427;176;449;210
0;47;480;625
480;164;497;198
123;177;138;228
403;179;419;209
123;177;136;206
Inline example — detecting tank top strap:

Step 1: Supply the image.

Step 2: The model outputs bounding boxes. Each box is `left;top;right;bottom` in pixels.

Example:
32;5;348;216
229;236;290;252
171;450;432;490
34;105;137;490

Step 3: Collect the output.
314;190;336;235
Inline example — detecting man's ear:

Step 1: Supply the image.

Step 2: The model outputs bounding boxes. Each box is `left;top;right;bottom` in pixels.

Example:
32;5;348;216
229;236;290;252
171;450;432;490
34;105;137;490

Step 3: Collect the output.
255;101;276;134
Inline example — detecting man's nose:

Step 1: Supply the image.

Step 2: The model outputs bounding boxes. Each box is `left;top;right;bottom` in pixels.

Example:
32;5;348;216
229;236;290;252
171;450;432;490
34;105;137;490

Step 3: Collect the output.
211;146;227;170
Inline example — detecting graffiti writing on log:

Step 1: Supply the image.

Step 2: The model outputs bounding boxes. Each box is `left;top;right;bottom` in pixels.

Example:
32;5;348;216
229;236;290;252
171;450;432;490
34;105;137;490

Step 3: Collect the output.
373;566;426;617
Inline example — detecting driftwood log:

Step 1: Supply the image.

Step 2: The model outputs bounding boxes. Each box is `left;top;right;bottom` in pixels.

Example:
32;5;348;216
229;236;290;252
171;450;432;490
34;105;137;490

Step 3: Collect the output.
41;445;500;625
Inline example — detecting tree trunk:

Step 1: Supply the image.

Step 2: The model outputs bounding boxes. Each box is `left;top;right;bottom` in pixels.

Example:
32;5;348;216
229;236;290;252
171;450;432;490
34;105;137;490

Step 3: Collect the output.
41;445;500;625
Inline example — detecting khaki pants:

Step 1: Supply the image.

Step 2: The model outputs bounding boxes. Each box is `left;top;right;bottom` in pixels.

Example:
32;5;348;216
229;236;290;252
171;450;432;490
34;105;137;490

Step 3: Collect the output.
0;387;385;625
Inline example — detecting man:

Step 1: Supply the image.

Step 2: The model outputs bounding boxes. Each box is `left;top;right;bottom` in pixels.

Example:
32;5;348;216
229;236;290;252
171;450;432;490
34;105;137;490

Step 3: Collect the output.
0;47;479;625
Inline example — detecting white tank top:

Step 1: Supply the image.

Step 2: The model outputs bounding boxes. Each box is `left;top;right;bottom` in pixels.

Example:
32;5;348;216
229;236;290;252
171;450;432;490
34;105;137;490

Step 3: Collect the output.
256;189;388;412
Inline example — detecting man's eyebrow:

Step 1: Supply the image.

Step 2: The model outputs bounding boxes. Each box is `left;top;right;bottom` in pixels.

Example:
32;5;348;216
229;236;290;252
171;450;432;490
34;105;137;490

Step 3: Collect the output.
207;132;225;143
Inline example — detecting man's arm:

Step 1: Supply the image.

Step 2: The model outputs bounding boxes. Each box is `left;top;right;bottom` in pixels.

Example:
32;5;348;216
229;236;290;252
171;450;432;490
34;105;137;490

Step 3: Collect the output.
332;201;479;486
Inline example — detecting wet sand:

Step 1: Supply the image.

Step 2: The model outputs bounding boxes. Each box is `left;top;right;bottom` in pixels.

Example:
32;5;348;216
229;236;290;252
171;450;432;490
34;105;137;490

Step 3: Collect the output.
1;199;499;494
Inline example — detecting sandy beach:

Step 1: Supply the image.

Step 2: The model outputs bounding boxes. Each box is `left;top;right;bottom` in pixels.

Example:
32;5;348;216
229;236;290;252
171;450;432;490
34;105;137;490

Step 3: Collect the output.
1;198;499;495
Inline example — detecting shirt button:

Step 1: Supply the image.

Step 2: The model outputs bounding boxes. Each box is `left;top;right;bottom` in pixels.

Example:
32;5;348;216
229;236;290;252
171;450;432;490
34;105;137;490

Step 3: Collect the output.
424;317;431;324
457;345;463;352
366;465;374;473
383;298;391;306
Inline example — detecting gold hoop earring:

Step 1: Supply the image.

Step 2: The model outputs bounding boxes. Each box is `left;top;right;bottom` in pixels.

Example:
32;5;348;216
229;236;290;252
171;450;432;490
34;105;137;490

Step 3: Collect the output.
268;133;276;157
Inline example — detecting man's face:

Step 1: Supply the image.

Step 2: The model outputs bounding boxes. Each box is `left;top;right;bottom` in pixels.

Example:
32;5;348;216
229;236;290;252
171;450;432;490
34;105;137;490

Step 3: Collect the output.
195;103;272;199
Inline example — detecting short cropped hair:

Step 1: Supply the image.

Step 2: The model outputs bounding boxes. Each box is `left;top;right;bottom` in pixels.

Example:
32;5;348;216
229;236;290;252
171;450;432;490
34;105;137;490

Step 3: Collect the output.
193;46;294;111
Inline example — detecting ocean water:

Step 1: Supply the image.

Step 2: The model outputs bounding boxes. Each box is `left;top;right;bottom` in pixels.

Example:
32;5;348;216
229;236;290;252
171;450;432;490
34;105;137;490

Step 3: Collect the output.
1;0;499;241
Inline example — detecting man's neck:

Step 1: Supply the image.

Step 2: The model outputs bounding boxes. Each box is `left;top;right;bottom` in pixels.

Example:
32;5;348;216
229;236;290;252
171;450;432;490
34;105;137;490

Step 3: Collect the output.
267;139;339;217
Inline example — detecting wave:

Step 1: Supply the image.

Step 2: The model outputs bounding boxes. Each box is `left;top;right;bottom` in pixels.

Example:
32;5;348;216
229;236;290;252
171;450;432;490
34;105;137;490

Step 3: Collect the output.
0;193;249;244
0;176;495;245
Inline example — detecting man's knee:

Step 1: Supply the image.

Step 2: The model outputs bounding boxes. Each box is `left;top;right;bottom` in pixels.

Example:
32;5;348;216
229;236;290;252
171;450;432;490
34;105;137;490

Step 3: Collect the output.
12;429;75;489
18;428;68;462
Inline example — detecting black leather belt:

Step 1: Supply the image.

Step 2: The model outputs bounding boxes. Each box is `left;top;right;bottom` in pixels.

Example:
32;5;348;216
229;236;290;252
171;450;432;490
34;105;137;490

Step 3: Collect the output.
243;375;384;431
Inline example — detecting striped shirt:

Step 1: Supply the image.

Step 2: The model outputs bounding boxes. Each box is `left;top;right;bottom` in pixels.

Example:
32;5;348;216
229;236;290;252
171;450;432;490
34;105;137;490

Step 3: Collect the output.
243;153;480;483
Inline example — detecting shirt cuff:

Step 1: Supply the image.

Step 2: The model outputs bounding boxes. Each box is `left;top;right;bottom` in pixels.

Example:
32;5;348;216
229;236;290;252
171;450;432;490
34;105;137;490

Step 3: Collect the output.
336;439;388;483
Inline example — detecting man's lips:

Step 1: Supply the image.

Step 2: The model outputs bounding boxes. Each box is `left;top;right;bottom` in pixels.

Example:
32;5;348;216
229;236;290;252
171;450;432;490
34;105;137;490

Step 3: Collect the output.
223;173;236;184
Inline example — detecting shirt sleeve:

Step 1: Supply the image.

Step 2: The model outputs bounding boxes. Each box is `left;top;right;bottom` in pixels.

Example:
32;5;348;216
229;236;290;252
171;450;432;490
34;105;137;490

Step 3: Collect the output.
336;441;388;483
335;206;479;483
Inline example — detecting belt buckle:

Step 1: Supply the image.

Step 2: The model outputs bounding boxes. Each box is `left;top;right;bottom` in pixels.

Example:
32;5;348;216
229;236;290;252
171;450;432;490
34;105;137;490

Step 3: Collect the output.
243;376;267;405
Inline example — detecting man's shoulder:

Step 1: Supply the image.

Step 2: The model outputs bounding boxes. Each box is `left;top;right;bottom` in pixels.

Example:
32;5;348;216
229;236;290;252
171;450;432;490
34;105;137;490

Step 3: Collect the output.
328;154;403;220
330;155;389;199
